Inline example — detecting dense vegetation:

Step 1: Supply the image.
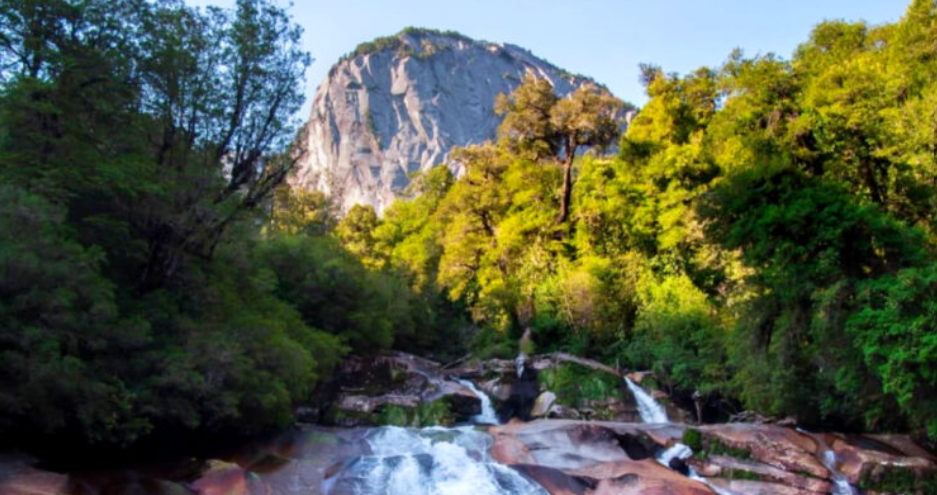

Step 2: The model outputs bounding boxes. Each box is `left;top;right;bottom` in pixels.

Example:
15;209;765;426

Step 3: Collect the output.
334;1;937;442
4;0;937;456
0;0;440;455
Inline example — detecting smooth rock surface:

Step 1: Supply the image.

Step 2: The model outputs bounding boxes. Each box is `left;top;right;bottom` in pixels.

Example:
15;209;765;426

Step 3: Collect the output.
531;391;558;418
293;29;620;213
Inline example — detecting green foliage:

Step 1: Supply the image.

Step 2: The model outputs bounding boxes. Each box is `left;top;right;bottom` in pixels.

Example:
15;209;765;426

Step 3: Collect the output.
377;405;410;426
342;27;473;61
375;400;452;427
858;465;937;495
849;263;937;438
0;0;412;454
682;429;703;452
348;1;937;440
258;234;416;351
688;432;753;461
620;272;726;395
725;469;764;481
7;0;937;454
539;364;619;408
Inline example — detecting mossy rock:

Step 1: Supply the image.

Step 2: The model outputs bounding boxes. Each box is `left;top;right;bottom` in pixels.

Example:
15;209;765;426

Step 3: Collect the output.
858;465;937;495
325;407;381;427
683;428;752;461
723;469;764;481
539;364;620;409
682;428;703;451
374;399;455;428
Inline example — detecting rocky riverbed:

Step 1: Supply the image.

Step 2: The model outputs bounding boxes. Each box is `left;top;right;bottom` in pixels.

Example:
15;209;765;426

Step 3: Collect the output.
1;352;934;495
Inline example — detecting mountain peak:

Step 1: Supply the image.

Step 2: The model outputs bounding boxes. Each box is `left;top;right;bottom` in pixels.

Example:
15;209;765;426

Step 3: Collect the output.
296;30;621;214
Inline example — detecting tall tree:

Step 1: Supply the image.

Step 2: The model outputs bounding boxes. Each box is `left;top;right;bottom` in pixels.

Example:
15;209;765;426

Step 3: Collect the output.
496;75;622;223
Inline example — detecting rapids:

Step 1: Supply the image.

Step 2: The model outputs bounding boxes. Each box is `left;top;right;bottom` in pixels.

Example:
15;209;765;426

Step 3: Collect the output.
324;426;547;495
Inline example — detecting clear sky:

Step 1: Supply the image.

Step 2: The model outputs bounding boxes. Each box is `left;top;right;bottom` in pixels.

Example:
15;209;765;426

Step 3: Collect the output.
188;0;909;116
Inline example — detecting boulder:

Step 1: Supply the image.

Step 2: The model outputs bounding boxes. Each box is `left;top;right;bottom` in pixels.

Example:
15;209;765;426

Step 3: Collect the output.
190;460;255;495
531;391;558;418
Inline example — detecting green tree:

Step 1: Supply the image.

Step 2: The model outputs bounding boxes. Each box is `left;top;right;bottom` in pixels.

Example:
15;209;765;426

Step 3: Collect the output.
496;75;623;223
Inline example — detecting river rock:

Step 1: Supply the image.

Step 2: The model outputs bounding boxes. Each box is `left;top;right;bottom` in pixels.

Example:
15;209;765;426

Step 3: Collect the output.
319;352;481;427
531;391;558;418
695;424;830;479
490;420;684;471
689;455;833;492
190;460;254;495
824;433;937;491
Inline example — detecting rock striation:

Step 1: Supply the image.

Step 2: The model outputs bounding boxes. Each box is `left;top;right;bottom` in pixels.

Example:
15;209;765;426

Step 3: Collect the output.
293;28;609;214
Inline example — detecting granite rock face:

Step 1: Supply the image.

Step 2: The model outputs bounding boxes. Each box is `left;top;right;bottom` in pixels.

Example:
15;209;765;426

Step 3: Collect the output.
293;29;606;214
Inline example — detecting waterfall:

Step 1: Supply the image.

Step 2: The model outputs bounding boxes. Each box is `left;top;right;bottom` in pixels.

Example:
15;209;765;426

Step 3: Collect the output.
456;379;500;425
514;353;526;378
624;376;669;423
656;442;739;495
821;449;858;495
796;427;858;495
657;443;693;466
325;426;547;495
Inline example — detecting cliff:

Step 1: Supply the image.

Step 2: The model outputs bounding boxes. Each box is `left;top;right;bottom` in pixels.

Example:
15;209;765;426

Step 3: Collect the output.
293;28;609;213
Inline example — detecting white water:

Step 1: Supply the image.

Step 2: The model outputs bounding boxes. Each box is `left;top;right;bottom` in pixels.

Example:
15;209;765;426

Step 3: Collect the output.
821;449;858;495
514;353;526;378
326;426;548;495
658;442;693;466
456;379;500;425
656;442;738;495
624;376;669;423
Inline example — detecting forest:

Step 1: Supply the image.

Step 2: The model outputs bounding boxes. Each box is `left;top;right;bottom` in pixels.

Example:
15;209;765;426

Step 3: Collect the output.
2;0;937;457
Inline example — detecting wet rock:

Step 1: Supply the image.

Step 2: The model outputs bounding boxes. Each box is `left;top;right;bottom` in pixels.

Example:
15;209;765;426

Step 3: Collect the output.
825;434;937;492
615;431;660;461
585;460;716;495
688;454;832;492
706;478;826;495
511;465;596;495
695;424;830;479
669;457;690;476
488;420;936;495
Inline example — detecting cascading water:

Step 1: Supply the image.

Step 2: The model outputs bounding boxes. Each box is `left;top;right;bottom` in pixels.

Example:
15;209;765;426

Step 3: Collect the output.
624;376;669;423
796;428;858;495
821;449;858;495
656;443;738;495
637;379;737;495
324;426;548;495
456;378;500;425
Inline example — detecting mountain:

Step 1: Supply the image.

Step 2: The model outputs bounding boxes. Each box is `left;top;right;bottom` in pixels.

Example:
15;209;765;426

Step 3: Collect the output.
292;28;615;213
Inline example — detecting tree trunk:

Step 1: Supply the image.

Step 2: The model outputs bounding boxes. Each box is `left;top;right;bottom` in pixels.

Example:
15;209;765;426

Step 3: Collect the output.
557;153;574;224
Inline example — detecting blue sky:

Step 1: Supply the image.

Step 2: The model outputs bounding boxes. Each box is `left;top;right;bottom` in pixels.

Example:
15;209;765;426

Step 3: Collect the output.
188;0;909;116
